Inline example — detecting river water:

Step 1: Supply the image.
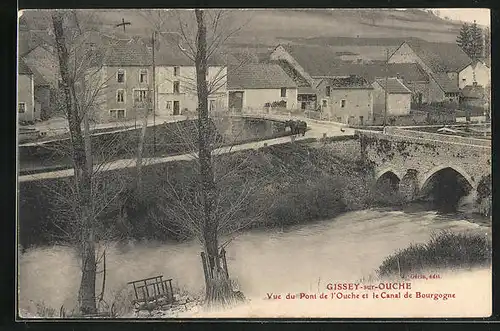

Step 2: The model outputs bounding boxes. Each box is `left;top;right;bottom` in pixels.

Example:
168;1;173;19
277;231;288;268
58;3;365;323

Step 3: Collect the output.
18;205;491;318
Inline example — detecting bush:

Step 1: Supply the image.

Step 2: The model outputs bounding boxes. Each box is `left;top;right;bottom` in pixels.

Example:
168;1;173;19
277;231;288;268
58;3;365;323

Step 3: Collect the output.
377;231;492;278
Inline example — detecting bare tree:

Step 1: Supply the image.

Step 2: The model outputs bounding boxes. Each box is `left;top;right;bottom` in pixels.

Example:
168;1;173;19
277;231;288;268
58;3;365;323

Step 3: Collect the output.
50;10;129;315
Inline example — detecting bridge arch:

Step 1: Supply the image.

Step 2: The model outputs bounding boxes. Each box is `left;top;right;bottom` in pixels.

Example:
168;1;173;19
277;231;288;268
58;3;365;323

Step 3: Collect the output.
374;167;403;183
419;164;475;193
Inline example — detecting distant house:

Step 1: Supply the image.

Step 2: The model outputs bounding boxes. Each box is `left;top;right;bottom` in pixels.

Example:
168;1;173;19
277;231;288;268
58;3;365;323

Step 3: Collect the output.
462;59;490;90
18;58;38;122
389;40;472;104
372;78;412;117
461;84;486;110
269;44;346;110
325;62;429;105
316;76;373;126
274;60;317;110
227;64;298;112
96;39;153;122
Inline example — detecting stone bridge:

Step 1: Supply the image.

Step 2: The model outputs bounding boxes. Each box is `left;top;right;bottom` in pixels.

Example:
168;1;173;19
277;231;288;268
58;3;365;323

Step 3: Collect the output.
356;127;491;214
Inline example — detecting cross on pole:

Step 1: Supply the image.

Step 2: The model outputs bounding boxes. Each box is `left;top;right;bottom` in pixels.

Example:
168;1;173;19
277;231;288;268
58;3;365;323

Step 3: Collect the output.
116;18;131;32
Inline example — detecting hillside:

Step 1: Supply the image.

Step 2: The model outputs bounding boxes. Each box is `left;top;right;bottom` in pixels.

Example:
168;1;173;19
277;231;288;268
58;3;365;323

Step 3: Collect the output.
21;9;462;48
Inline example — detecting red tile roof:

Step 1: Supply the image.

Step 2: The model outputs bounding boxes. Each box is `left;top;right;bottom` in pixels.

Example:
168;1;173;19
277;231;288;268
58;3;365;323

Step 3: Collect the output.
227;64;297;90
374;78;412;94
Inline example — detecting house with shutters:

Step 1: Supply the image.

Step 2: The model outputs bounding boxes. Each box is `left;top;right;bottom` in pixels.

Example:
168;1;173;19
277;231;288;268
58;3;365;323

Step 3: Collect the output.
94;38;228;122
388;40;472;104
154;44;228;116
227;64;298;112
316;76;373;126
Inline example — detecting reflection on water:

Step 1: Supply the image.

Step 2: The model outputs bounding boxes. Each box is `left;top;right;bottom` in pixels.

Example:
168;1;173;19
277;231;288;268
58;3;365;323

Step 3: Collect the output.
18;206;490;314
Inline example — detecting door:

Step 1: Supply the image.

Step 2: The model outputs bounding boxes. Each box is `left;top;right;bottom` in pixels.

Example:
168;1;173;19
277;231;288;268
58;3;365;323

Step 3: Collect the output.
173;101;180;115
228;91;244;112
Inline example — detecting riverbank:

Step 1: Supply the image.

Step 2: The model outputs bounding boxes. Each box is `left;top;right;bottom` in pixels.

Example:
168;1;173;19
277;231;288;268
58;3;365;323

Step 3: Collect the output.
18;207;491;318
18;138;369;248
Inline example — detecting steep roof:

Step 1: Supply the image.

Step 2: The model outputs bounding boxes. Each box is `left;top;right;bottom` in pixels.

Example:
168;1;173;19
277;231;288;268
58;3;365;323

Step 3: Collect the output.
227;64;297;90
325;63;428;83
462;84;485;99
374;78;412;94
280;44;342;77
433;73;460;93
322;76;373;89
273;60;310;87
404;40;472;73
18;58;32;75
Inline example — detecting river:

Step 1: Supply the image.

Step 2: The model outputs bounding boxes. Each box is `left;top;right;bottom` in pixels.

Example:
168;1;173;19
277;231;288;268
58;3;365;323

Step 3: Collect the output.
18;205;491;318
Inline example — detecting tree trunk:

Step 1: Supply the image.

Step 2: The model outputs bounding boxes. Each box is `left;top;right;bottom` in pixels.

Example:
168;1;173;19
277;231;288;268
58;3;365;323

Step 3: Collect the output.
195;9;237;306
136;107;149;195
52;12;97;315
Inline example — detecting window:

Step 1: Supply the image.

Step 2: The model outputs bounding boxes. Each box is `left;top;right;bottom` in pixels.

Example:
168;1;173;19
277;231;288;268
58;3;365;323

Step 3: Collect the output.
174;66;180;77
322;100;328;107
326;86;331;97
139;69;148;83
341;99;346;108
116;90;125;103
166;101;172;110
209;100;216;111
18;102;26;113
280;88;287;98
173;81;180;94
462;78;466;82
110;109;125;119
117;69;125;83
134;89;149;104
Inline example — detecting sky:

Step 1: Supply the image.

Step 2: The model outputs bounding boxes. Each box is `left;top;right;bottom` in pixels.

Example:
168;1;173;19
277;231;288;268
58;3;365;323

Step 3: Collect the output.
430;8;490;26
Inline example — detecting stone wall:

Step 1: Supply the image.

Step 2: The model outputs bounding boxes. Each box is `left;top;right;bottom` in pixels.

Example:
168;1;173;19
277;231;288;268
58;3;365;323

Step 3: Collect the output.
357;129;491;212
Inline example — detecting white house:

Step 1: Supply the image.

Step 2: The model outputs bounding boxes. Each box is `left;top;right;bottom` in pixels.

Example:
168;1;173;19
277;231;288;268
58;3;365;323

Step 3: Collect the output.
372;78;412;116
227;64;298;112
155;47;228;115
458;60;490;90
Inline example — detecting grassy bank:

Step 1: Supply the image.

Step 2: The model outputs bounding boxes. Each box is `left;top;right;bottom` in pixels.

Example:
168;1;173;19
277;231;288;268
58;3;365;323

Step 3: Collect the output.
18;139;372;248
377;231;492;278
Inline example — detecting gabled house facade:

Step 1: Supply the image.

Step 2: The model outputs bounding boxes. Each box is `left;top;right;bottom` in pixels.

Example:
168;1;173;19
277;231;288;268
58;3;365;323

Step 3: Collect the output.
316;76;373;126
372;78;412;117
388;40;472;104
227;64;298;112
269;44;343;110
325;62;429;106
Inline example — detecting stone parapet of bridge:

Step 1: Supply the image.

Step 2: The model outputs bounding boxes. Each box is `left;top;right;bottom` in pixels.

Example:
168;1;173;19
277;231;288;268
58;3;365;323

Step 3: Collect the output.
356;128;491;211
